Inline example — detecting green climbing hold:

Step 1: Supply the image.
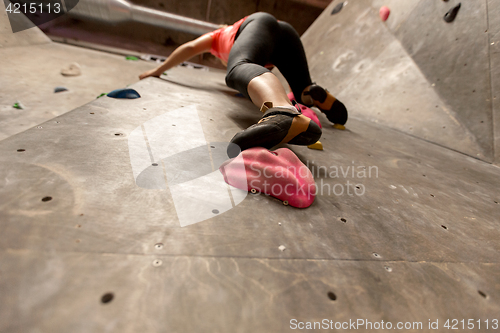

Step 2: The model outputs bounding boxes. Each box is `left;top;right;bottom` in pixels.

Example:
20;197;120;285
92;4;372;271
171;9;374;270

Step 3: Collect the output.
97;93;107;99
13;101;24;109
125;56;139;61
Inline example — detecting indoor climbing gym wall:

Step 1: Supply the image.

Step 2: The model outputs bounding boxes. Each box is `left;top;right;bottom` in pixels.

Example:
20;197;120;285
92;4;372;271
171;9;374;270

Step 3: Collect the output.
303;0;499;163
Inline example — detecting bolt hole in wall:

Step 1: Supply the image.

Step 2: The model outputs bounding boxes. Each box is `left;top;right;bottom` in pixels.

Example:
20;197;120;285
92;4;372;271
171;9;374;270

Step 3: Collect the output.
41;196;52;202
373;253;380;258
340;218;347;223
17;149;25;152
478;290;487;298
101;293;114;304
441;225;448;230
327;291;337;301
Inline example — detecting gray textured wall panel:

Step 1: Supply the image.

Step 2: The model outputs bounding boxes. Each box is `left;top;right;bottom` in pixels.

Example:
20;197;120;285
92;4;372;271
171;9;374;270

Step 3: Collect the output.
302;0;498;162
488;0;500;163
1;67;500;331
393;0;493;160
1;251;499;332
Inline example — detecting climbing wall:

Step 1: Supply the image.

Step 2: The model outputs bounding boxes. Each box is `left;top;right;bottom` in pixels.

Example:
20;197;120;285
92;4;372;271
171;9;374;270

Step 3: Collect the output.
302;0;499;163
1;3;500;333
1;64;500;332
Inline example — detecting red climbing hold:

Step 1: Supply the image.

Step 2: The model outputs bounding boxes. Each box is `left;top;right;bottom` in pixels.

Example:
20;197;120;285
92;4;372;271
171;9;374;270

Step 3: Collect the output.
379;6;390;21
220;147;316;208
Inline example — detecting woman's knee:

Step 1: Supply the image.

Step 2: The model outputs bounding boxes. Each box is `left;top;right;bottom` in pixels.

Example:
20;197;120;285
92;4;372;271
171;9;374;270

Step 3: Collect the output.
251;12;279;29
277;21;300;39
252;12;277;22
225;62;269;95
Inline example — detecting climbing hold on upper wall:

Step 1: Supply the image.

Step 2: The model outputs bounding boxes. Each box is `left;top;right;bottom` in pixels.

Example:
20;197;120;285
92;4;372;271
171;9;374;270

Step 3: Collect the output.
54;86;68;93
444;3;461;23
125;56;139;61
331;2;344;15
379;6;390;21
107;88;141;99
61;62;81;76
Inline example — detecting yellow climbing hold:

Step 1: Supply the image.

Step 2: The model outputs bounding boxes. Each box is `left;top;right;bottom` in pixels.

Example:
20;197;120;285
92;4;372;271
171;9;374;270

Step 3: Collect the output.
333;124;346;130
307;141;323;150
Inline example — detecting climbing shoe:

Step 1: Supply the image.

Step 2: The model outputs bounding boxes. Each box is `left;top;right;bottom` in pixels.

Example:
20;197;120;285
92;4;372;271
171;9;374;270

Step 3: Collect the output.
227;102;322;158
302;84;348;125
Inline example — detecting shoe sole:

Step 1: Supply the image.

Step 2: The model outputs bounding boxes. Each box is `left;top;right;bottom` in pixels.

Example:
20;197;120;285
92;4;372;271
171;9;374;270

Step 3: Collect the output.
228;112;322;158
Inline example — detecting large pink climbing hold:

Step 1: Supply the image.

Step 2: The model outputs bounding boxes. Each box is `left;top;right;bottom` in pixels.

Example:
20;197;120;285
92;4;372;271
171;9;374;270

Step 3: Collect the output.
379;6;390;21
287;92;322;128
219;147;316;208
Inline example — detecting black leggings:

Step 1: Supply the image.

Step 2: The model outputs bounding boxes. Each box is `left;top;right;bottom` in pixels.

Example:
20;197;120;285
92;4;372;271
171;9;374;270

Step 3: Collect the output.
225;12;313;104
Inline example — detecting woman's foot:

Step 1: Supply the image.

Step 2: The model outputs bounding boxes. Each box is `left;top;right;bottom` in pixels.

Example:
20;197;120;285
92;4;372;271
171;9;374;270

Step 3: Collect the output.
227;103;322;158
301;84;348;125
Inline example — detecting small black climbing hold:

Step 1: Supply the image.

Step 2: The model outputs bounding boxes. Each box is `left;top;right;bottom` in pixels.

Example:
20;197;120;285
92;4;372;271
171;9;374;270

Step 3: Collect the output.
327;291;337;301
54;86;68;93
101;293;114;303
444;3;460;23
107;88;141;99
331;2;343;15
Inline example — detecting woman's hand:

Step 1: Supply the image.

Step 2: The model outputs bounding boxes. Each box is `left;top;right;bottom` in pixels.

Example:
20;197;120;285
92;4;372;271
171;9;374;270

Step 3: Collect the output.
139;68;162;80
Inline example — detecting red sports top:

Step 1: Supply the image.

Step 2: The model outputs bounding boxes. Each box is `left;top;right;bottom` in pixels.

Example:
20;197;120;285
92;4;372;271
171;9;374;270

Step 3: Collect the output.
206;17;247;63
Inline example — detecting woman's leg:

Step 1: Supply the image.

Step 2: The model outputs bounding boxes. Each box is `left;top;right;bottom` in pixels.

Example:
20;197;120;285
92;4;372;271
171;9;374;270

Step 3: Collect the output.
272;21;348;125
247;72;291;108
225;13;321;157
271;21;313;105
226;13;291;108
